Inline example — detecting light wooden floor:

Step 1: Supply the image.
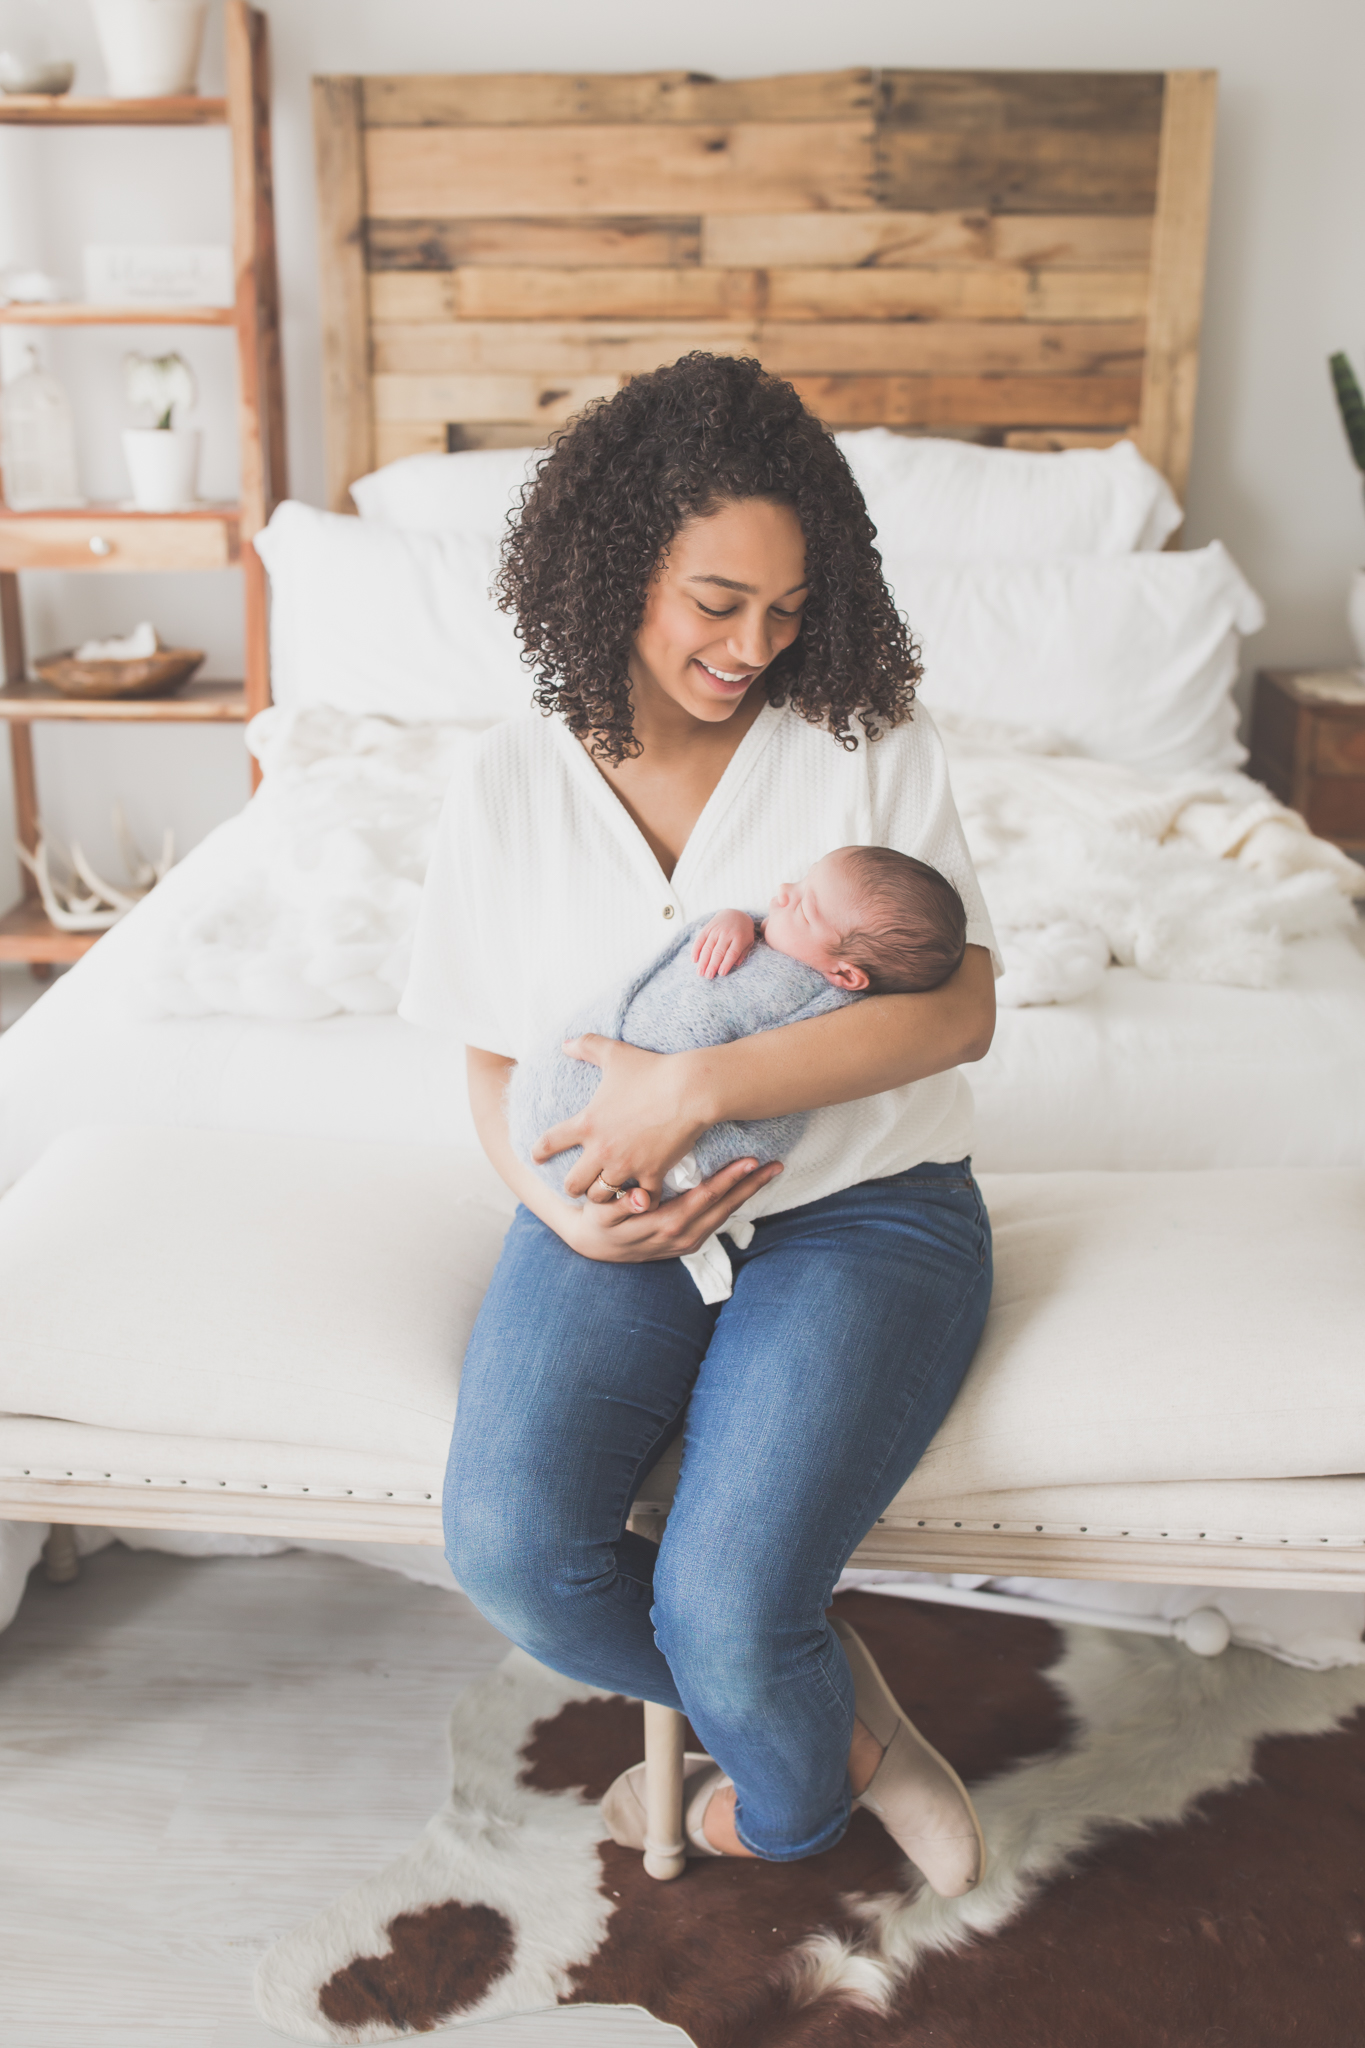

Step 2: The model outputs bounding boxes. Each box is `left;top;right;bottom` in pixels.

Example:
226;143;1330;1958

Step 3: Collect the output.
0;1543;690;2048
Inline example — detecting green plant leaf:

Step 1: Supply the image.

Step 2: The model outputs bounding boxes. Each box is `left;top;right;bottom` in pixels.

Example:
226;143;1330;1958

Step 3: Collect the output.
1329;351;1365;474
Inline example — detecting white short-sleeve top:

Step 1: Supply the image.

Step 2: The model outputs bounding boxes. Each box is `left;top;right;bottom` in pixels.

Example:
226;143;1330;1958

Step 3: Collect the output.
401;698;999;1223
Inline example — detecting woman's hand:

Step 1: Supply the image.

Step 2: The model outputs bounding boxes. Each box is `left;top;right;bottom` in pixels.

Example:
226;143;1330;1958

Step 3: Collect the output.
465;1042;778;1263
561;1154;782;1262
533;1035;709;1205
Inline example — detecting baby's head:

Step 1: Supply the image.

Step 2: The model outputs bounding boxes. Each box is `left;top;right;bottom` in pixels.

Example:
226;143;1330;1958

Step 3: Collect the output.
763;846;966;995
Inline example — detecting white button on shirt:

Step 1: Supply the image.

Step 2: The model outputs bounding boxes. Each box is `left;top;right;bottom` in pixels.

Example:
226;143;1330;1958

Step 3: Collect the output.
401;700;1000;1225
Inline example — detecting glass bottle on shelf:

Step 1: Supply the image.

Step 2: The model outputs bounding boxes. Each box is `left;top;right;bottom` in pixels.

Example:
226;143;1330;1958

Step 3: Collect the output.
0;342;83;509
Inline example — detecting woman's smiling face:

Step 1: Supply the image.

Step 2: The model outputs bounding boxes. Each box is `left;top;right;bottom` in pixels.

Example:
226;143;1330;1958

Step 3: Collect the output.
629;497;808;724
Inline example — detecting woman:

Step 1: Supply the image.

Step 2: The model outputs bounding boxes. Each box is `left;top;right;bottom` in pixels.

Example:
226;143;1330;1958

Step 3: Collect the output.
402;355;999;1892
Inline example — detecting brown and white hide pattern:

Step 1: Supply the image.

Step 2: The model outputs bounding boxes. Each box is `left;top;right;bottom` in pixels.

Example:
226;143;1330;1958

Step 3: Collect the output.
256;1591;1365;2047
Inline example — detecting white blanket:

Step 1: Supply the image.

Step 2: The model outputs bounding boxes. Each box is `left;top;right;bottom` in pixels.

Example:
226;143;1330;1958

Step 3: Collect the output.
933;711;1363;1005
138;708;479;1021
137;706;1363;1020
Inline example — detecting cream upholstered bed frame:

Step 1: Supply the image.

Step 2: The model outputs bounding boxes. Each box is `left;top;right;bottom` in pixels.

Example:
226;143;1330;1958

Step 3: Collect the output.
16;65;1350;1609
10;1471;1365;1595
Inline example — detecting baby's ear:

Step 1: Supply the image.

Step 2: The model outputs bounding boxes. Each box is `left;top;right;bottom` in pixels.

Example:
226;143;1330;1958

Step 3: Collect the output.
826;960;870;992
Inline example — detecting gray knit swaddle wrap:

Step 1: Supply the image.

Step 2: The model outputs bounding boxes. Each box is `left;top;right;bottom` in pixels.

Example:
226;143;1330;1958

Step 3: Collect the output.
507;914;857;1295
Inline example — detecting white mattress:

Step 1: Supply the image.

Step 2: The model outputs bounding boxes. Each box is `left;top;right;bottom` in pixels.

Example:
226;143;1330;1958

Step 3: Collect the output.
1;811;1362;1188
972;921;1365;1172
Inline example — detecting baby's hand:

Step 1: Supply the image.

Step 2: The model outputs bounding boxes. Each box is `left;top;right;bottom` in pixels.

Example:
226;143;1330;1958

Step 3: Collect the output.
692;908;757;980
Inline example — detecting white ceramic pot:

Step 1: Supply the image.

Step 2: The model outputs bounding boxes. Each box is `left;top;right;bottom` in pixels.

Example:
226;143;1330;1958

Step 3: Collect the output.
88;0;207;98
122;426;200;511
1350;567;1365;668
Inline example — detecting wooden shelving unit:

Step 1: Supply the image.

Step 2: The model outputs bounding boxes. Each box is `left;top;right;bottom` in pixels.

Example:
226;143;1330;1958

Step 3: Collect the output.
0;93;226;125
0;897;99;963
0;503;241;572
0;2;283;969
0;304;236;324
0;679;247;722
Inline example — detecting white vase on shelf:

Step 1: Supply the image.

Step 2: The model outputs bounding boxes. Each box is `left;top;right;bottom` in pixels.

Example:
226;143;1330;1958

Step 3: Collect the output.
1349;568;1365;669
122;425;199;510
88;0;208;98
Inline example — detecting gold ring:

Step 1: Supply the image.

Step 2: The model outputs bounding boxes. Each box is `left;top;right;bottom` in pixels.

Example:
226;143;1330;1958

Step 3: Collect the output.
595;1173;625;1195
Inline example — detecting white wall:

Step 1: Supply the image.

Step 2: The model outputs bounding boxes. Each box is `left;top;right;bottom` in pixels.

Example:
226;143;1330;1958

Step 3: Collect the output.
1;0;1362;904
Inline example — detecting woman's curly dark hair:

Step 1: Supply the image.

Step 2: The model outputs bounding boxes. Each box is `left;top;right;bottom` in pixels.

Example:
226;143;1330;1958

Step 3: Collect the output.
495;352;919;763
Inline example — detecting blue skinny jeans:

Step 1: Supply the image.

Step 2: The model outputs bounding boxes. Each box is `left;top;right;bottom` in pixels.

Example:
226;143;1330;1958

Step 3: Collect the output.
444;1160;993;1861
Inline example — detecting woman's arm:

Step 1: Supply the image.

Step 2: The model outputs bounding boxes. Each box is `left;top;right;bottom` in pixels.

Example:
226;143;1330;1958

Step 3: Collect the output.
537;942;996;1203
692;941;995;1116
467;1046;785;1262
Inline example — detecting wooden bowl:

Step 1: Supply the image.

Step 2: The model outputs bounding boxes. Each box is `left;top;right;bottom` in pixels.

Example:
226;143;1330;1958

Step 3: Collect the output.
34;648;206;700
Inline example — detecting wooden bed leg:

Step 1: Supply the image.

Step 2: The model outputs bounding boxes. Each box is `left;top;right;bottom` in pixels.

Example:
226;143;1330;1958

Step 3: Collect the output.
42;1524;80;1585
642;1701;687;1880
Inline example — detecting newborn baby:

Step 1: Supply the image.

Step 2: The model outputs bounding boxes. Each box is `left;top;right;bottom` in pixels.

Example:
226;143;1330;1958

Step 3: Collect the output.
507;845;966;1299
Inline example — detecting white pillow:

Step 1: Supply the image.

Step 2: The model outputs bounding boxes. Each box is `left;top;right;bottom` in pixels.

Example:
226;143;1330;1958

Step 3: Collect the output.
254;500;533;721
837;429;1183;559
889;544;1265;776
351;445;545;539
353;434;1180;561
258;502;1257;773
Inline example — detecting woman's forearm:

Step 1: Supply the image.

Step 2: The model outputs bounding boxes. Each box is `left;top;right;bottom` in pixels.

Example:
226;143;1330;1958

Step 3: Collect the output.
528;943;995;1204
682;942;996;1126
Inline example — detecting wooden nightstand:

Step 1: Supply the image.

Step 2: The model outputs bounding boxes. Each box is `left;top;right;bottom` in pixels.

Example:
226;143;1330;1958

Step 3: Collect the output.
1249;668;1365;860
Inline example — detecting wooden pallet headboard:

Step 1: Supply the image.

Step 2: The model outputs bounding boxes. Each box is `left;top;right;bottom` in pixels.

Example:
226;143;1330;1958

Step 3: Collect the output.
312;67;1216;514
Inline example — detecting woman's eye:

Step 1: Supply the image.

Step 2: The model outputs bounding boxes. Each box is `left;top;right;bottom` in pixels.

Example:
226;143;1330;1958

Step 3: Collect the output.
697;602;738;619
771;605;802;620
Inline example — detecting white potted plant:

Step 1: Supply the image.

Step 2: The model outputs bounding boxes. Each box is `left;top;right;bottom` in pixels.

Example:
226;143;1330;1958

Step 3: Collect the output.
123;350;199;511
88;0;208;98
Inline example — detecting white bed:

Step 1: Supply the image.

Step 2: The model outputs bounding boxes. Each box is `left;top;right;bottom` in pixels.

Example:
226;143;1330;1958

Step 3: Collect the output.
7;433;1339;1198
5;422;1365;1674
1;804;1361;1192
973;924;1365;1172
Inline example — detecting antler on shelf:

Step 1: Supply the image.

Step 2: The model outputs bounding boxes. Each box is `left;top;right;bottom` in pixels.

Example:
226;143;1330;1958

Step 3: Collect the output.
16;817;175;933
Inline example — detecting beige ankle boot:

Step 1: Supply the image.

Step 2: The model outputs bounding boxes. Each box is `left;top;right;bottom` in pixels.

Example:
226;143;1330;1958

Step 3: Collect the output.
831;1614;987;1897
600;1752;727;1858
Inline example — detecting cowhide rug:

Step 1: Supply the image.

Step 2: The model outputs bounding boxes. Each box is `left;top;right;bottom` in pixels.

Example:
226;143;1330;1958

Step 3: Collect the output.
256;1591;1365;2046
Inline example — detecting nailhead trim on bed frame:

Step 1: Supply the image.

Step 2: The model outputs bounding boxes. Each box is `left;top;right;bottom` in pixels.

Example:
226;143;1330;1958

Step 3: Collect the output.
5;1465;1359;1548
2;1465;437;1505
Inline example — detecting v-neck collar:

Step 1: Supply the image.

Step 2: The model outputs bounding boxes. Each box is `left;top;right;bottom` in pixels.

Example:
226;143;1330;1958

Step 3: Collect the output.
549;699;787;902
